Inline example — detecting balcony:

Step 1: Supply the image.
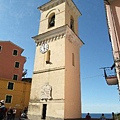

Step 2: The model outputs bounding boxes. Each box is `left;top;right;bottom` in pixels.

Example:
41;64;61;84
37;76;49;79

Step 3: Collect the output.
103;68;118;85
105;75;118;85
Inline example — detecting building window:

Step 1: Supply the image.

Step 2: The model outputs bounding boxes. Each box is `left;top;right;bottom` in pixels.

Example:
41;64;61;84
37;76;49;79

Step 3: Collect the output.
0;46;2;52
72;53;75;66
8;82;14;90
13;50;18;56
13;75;18;80
48;13;55;28
70;16;74;31
5;95;12;103
15;62;20;68
46;50;51;64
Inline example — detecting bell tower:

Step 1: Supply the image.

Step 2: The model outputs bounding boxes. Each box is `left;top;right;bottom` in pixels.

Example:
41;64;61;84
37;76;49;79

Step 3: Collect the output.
28;0;83;120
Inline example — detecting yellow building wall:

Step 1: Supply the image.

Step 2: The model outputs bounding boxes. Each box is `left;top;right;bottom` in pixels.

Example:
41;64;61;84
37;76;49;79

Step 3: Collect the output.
0;78;31;117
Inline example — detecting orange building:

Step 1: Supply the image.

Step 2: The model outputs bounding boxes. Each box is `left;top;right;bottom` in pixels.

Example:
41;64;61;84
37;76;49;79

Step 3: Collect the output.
0;41;31;117
0;41;26;80
0;78;31;117
104;0;120;93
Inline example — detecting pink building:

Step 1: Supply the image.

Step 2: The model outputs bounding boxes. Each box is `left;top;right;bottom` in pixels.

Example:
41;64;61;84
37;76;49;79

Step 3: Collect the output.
104;0;120;92
0;41;26;80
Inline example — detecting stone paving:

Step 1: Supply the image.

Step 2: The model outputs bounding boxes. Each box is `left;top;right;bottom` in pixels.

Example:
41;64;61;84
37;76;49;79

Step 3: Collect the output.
13;118;113;120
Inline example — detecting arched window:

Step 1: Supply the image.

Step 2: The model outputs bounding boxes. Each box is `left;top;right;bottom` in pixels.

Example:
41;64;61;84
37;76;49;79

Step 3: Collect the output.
48;13;55;28
70;16;74;31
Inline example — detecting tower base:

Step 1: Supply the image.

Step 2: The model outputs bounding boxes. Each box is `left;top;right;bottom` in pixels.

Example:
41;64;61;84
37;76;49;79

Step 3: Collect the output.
28;115;64;120
28;115;81;120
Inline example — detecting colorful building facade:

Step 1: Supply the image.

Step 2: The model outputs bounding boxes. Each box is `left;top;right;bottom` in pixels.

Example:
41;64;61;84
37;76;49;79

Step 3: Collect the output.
104;0;120;93
0;41;26;80
0;78;31;116
0;41;31;117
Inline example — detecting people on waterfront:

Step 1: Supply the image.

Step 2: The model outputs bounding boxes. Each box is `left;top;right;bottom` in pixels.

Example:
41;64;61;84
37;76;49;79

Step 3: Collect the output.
0;100;6;120
112;112;115;120
7;106;13;120
100;113;106;120
12;107;17;120
86;113;91;120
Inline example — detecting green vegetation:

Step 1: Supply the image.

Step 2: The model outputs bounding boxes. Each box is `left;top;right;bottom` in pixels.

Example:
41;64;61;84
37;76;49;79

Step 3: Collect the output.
114;113;120;120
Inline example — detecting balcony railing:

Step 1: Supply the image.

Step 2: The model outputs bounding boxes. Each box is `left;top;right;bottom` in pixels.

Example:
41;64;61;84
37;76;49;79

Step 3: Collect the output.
104;68;118;85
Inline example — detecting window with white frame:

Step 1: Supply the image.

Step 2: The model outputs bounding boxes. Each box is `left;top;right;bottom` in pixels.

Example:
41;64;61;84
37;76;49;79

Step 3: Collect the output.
13;75;18;80
8;82;14;90
13;49;18;56
15;62;20;68
0;46;2;52
5;95;12;103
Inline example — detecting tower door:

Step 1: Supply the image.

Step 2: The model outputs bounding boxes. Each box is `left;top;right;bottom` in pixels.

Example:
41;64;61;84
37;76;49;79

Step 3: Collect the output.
41;104;47;119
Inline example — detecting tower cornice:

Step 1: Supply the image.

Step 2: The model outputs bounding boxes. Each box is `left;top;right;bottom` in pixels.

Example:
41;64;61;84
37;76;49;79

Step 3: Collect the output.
32;25;84;47
38;0;81;17
38;0;65;12
32;25;66;46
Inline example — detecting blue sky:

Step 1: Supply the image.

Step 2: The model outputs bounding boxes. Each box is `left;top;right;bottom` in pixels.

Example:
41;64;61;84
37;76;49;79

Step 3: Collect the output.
0;0;120;113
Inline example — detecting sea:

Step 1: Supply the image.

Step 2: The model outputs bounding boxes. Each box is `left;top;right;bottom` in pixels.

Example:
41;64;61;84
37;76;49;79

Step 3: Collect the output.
82;113;112;119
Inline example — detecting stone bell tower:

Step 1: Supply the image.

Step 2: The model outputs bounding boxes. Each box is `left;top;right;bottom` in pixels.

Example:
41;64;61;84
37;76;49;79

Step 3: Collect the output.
28;0;83;120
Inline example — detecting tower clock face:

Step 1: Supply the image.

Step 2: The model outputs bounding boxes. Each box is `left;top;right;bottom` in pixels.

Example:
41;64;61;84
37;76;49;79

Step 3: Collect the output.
40;43;49;54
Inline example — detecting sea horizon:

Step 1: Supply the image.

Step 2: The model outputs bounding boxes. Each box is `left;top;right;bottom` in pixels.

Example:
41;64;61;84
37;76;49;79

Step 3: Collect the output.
82;113;112;118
